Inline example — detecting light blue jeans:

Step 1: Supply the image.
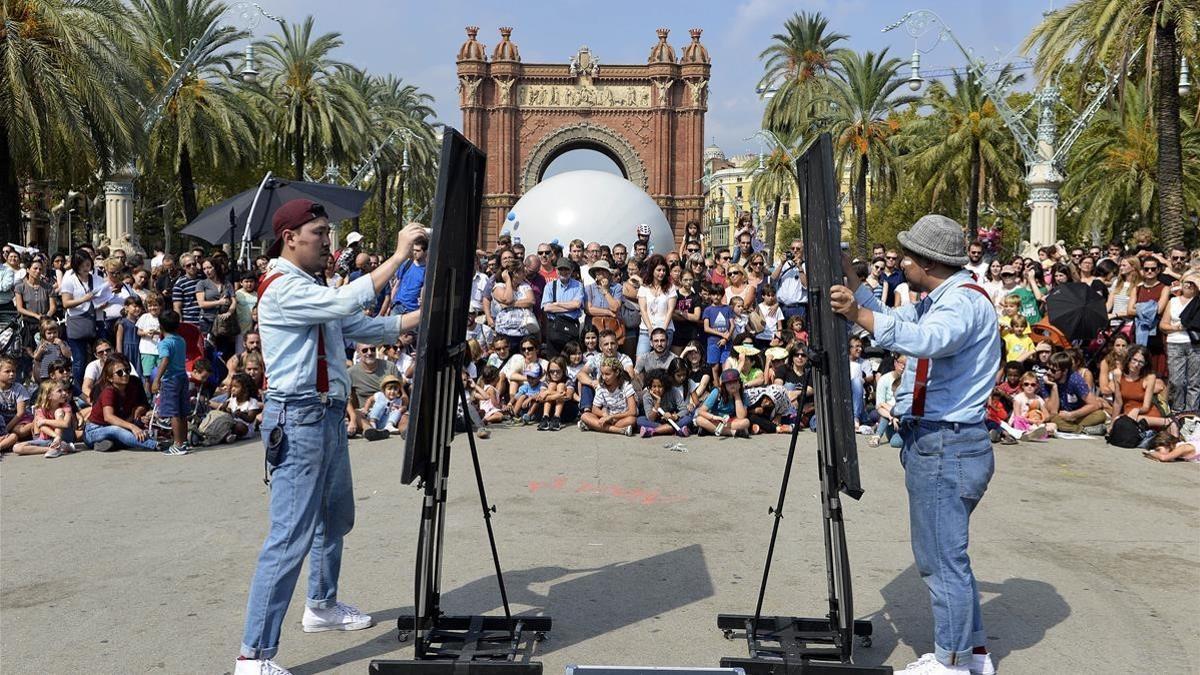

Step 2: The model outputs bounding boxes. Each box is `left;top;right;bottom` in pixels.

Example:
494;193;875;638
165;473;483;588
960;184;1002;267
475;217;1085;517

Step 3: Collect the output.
83;422;158;451
899;419;993;667
240;396;355;660
367;396;404;429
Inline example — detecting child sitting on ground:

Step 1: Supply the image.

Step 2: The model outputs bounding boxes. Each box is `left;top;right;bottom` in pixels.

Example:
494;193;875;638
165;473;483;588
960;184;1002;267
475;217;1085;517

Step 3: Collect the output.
472;365;505;426
0;355;33;453
211;373;262;443
694;368;752;438
363;374;407;442
637;370;691;438
11;380;78;458
536;358;571;431
580;357;638;435
1008;373;1056;441
511;363;546;424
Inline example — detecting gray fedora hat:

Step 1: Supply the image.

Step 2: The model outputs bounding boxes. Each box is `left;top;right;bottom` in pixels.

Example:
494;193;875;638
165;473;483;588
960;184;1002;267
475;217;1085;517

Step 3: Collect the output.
897;214;969;267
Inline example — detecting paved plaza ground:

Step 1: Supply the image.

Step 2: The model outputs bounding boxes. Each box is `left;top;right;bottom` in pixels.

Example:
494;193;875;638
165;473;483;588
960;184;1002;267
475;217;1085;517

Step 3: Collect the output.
2;425;1198;674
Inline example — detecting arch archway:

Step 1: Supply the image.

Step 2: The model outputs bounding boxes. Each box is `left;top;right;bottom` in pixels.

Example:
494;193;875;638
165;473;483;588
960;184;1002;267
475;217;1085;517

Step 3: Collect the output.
521;122;645;192
456;27;711;244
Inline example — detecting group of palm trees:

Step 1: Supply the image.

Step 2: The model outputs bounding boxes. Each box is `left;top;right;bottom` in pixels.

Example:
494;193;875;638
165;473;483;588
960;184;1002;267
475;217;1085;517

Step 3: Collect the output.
2;0;438;247
750;2;1197;259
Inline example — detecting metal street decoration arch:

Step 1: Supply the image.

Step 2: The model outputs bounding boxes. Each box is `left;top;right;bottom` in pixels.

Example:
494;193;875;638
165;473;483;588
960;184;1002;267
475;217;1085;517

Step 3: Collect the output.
456;26;711;244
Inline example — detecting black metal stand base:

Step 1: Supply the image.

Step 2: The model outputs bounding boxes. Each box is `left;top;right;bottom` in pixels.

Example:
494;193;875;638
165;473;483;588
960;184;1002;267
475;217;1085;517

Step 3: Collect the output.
717;614;887;674
370;616;551;674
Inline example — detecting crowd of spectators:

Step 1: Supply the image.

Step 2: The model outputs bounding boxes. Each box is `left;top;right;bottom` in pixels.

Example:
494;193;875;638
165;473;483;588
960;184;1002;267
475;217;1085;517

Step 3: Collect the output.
1;219;1196;461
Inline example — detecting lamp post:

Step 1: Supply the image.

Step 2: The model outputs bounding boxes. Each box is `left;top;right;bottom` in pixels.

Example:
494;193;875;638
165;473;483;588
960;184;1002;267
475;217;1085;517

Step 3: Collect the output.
883;9;1139;247
113;2;282;254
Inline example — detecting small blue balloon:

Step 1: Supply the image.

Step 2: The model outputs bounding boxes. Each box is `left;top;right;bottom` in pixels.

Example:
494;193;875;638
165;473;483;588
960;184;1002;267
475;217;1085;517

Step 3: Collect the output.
501;229;510;237
551;238;560;246
506;212;516;221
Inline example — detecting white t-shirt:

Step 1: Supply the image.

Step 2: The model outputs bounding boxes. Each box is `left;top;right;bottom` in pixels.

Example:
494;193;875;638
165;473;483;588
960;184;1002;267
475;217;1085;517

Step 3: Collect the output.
756;302;783;340
136;313;161;355
60;270;105;318
637;284;676;331
849;357;876;386
964;261;989;281
1166;296;1193;344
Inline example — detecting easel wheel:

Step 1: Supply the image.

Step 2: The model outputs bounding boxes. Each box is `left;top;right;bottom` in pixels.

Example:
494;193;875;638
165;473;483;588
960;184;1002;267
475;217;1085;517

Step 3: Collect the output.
397;631;410;643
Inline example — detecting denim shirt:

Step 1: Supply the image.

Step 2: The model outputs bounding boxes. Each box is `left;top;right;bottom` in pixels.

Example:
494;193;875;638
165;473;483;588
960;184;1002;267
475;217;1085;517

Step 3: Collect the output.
259;258;402;402
854;270;1001;423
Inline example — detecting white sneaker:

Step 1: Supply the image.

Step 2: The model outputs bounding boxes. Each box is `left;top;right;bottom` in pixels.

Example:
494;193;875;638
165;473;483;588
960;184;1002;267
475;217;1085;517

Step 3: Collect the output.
233;658;292;675
301;601;373;632
971;652;996;675
857;424;874;435
899;653;970;674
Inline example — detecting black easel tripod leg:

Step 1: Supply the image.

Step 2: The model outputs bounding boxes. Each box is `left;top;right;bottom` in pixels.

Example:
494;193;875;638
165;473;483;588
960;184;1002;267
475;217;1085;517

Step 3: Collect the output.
750;385;810;633
457;382;515;633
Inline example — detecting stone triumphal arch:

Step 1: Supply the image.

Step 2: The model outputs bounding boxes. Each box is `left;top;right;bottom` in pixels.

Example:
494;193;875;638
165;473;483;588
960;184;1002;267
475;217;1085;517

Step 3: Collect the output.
456;26;710;244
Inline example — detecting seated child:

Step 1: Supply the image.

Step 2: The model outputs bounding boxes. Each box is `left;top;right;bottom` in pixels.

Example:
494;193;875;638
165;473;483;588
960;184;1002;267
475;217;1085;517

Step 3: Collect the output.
211;373;262;443
0;355;33;453
1007;373;1057;441
363;374;407;441
580;357;638;435
637;370;692;438
536;357;571;431
472;365;505;426
11;380;77;458
694;368;752;438
512;363;546;424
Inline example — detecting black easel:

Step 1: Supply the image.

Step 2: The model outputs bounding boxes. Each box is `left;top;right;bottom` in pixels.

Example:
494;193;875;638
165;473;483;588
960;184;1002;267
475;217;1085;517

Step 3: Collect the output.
717;133;891;675
370;345;550;675
717;342;886;674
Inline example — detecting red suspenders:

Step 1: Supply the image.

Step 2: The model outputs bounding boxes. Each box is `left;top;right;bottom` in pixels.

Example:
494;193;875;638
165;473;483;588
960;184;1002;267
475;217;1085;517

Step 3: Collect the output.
257;272;328;395
910;283;991;417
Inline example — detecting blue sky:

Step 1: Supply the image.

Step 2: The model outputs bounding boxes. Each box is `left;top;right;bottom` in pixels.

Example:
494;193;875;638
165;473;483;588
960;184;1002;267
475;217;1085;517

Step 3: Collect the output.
269;0;1055;159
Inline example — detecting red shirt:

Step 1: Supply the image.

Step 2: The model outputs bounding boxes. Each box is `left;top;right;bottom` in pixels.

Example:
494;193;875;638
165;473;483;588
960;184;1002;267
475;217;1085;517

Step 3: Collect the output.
88;381;149;425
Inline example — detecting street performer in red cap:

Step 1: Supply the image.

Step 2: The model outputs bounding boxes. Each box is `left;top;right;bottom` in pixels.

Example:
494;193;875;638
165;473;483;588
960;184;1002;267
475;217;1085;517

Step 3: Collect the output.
235;199;426;675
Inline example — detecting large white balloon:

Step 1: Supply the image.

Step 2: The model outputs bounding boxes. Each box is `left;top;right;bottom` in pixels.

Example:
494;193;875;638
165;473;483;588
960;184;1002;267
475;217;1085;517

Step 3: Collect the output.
507;170;674;254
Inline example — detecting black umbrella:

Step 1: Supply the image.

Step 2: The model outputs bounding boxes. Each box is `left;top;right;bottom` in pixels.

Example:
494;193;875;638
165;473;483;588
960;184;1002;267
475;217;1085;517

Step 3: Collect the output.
180;174;371;245
1045;281;1108;341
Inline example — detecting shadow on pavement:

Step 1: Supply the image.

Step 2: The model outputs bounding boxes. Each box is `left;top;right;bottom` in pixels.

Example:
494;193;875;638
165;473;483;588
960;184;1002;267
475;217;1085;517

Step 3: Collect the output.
857;564;1071;669
288;543;713;673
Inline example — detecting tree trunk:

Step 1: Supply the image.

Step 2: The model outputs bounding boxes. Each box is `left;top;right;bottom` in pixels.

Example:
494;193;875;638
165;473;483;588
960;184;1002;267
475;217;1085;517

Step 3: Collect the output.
966;138;981;242
0;126;21;242
179;143;199;225
766;193;782;266
292;106;306;181
1154;20;1185;249
855;154;868;259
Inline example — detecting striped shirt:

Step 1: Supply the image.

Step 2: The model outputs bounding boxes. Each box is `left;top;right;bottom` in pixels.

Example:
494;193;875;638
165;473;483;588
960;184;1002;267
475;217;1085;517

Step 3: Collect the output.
172;274;203;325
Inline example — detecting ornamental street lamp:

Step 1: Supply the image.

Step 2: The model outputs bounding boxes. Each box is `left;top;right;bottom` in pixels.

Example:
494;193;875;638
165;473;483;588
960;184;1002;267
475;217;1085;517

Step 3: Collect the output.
884;9;1140;246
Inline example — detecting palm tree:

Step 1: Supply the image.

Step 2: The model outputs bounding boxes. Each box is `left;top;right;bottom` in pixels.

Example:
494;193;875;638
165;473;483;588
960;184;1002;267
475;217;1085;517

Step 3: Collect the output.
818;50;914;258
130;0;264;223
1063;83;1200;244
255;16;369;180
744;129;804;264
0;0;140;232
758;11;848;138
900;69;1025;241
1024;0;1199;247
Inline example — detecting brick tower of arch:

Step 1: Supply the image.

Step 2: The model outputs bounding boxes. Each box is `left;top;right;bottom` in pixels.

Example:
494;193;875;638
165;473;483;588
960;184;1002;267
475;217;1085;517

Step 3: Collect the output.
456;26;711;245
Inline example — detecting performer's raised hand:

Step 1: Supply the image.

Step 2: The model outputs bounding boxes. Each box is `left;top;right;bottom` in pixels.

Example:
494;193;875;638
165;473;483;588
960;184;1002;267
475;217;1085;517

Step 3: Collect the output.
829;284;859;322
395;222;429;262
